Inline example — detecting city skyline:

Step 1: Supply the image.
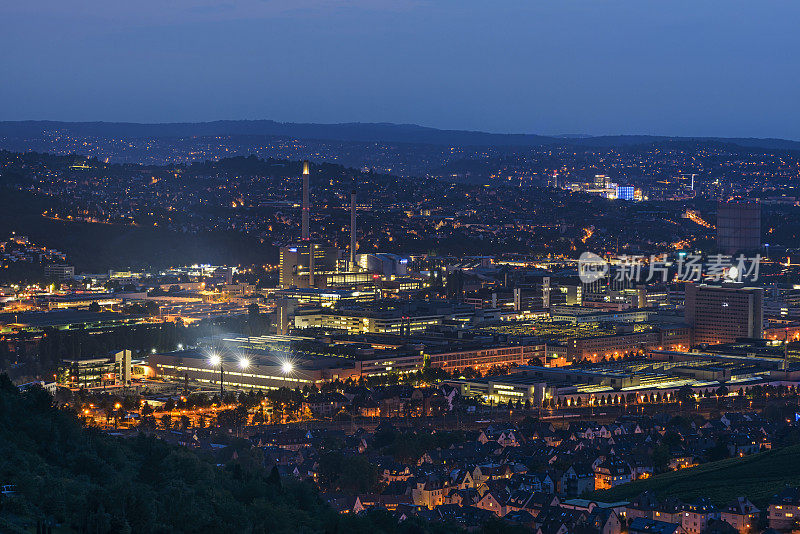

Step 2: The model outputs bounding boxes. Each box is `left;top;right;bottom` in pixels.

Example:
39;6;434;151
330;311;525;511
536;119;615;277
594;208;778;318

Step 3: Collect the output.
3;2;800;533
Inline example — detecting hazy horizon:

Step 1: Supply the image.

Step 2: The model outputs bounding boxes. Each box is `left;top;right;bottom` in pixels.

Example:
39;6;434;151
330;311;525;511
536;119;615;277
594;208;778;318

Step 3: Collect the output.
3;118;800;143
2;1;799;140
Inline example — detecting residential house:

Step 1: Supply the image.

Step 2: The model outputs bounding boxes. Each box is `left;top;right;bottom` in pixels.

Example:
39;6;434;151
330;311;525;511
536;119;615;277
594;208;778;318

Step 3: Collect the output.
378;462;412;483
585;507;623;534
701;519;740;534
561;463;595;497
524;493;561;515
354;492;413;511
475;488;508;516
411;476;450;509
668;456;697;471
504;509;537;529
473;463;513;484
629;517;685;534
302;392;349;417
768;487;800;532
681;498;719;534
435;504;496;529
478;426;521;447
444;488;480;507
720;497;759;533
533;506;588;534
594;458;632;490
625;492;684;524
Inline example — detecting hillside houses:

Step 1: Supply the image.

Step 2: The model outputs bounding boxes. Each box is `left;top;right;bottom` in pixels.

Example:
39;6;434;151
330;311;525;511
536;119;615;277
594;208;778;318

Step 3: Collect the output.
222;405;800;532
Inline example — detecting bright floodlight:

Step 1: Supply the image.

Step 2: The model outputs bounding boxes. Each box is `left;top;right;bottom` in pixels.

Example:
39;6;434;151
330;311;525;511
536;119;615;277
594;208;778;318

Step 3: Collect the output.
239;358;250;369
281;361;294;374
209;354;221;367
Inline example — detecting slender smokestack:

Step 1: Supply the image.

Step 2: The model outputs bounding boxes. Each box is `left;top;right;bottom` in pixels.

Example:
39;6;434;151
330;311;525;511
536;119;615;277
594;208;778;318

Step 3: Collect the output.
350;190;357;270
308;243;315;287
301;160;310;241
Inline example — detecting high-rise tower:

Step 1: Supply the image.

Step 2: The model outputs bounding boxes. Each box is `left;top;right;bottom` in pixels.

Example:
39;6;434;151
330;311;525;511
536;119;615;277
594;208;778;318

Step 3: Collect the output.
685;284;763;345
717;200;760;254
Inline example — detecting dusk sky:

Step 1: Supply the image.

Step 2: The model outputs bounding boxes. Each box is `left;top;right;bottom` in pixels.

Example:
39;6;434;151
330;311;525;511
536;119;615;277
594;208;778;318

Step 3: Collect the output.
2;0;799;139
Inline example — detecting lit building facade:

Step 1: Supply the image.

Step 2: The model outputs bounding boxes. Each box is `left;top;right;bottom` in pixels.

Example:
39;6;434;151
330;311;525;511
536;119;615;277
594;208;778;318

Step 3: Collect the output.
685;284;763;345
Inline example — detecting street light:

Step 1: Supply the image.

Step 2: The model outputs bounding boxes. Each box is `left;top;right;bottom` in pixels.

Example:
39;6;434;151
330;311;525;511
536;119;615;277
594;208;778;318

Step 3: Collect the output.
209;353;223;394
280;360;294;389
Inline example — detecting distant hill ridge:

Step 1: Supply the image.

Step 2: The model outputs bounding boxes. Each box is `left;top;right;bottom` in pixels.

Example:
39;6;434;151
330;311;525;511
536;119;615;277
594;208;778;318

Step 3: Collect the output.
1;120;799;152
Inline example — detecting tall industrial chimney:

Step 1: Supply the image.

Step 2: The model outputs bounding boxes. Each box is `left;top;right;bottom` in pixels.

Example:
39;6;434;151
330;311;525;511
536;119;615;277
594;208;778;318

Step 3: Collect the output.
301;160;310;241
350;189;357;270
308;243;315;287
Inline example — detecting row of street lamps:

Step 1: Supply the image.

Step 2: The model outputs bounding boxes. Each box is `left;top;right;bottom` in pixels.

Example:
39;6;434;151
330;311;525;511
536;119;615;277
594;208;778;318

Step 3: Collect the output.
207;353;294;394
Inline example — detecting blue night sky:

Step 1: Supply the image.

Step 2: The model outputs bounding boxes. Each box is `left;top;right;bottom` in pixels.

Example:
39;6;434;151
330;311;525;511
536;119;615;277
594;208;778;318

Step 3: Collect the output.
2;0;798;139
